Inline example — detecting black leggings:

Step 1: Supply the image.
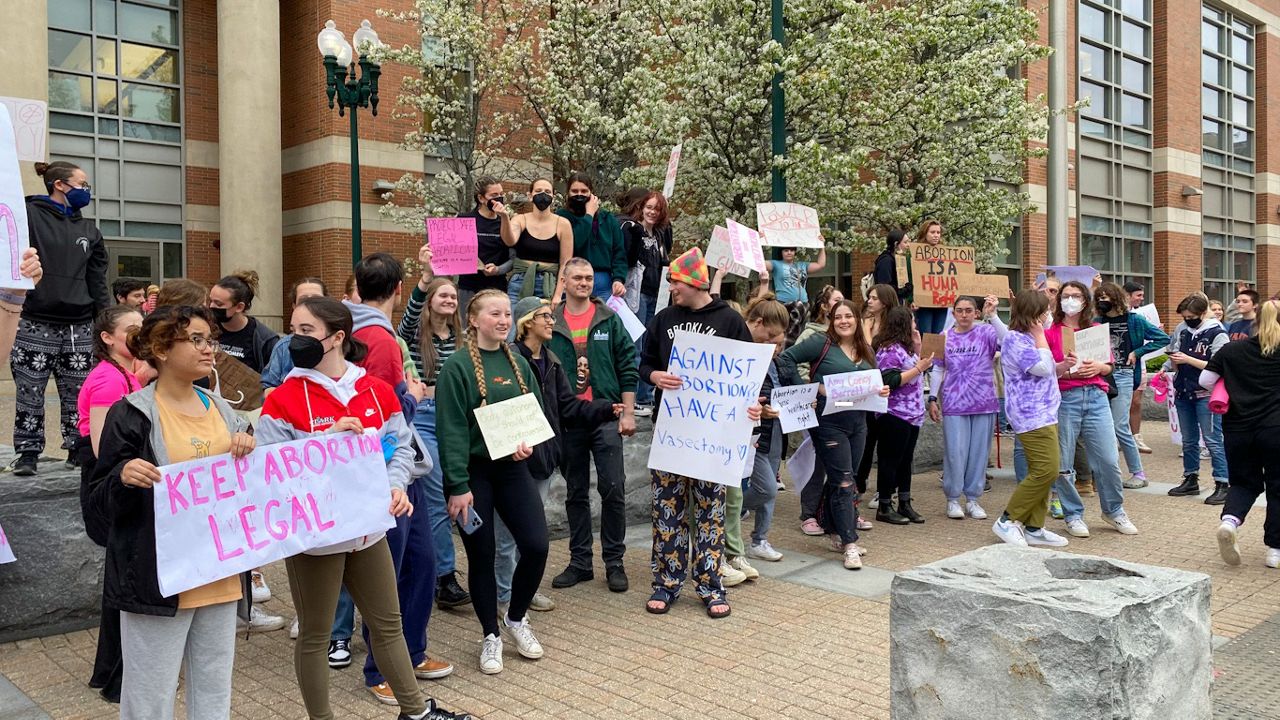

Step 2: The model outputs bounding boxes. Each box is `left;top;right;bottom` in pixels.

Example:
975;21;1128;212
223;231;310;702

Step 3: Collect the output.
458;456;549;637
856;413;880;494
876;414;920;501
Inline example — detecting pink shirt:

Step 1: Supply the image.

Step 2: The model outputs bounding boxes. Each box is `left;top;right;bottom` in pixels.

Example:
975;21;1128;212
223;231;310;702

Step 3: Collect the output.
1045;321;1109;393
77;360;139;437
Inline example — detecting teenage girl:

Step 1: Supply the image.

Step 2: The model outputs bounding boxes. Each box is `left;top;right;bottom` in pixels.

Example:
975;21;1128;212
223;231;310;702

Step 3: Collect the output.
506;178;573;304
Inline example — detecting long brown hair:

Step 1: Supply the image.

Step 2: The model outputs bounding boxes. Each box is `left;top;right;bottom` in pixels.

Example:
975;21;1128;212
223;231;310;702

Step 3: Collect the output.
1052;280;1092;326
1009;288;1050;333
93;305;142;390
419;277;462;384
464;290;528;403
811;285;841;324
873;306;915;352
296;296;368;363
825;300;876;366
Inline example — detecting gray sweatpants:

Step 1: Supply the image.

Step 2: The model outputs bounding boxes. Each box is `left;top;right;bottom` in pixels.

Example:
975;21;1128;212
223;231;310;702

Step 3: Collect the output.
119;601;237;720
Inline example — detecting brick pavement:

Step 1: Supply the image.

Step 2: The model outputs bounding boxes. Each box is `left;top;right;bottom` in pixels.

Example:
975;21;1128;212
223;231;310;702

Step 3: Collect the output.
2;406;1278;718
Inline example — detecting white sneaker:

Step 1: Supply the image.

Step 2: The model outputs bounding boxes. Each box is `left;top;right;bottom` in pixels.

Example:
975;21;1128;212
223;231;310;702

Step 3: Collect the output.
501;616;544;659
479;634;504;674
1134;433;1153;454
729;555;759;580
991;517;1027;546
946;500;964;519
289;616;299;640
867;495;879;509
237;606;286;633
1217;522;1241;566
966;501;988;520
720;558;748;587
250;570;271;603
529;592;556;612
633;405;653;417
1104;511;1139;536
748;540;784;562
1267;548;1280;569
843;544;863;570
1024;527;1069;547
1064;518;1091;538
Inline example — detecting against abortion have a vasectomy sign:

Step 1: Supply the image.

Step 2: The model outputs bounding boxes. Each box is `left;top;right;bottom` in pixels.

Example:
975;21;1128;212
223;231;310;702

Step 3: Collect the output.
152;431;395;597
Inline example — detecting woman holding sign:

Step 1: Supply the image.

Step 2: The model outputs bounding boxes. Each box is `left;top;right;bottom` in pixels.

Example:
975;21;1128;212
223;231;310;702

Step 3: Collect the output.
910;220;949;335
93;306;254;720
777;300;890;570
1045;282;1138;539
256;297;462;720
436;290;549;675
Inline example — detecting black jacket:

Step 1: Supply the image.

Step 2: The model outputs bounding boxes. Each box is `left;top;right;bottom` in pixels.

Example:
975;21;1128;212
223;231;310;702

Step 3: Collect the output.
21;196;109;324
639;297;752;408
873;251;911;304
512;341;615;480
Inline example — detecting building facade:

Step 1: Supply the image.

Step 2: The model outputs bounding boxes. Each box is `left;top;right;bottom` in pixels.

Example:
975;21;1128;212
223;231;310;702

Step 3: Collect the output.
2;0;1278;327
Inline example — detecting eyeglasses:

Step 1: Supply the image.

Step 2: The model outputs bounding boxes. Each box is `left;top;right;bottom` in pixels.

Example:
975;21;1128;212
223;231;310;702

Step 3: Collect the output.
185;335;222;352
533;312;555;323
62;180;92;192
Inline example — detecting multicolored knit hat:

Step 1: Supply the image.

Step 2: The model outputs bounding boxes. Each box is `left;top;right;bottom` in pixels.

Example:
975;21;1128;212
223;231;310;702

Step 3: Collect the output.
669;247;710;290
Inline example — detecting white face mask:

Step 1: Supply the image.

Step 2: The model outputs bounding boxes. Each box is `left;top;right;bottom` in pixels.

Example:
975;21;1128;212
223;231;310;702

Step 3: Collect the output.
1060;297;1084;317
1041;313;1054;330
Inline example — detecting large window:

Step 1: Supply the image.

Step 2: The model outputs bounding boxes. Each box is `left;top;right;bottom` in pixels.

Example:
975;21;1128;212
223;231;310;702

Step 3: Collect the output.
47;0;184;284
1077;0;1153;290
1201;5;1255;303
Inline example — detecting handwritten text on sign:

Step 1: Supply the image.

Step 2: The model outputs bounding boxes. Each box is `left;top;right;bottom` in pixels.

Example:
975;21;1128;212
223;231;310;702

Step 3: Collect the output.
706;226;754;278
0;106;34;290
0;520;15;564
426;217;479;276
756;203;823;248
649;331;773;485
152;432;395;597
1071;324;1111;370
473;392;555;459
725;218;767;272
662;143;682;200
822;370;887;414
909;244;1007;308
771;383;820;433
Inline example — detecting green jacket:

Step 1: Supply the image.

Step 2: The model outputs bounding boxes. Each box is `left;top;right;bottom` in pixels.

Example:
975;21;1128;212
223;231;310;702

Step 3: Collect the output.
547;298;639;404
435;345;543;496
556;208;628;283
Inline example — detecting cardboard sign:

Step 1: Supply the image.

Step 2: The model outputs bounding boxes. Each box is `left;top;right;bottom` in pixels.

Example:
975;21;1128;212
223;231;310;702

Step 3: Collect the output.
786;435;816;496
152;432;396;597
0;106;34;290
1044;265;1099;287
756;203;823;248
706;226;754;278
895;254;909;288
959;273;1011;300
822;370;887;414
1072;324;1111;369
473;392;555;459
0;519;15;564
725;218;767;272
0;97;47;163
426;217;479;276
1060;325;1075;354
662;143;681;200
649;331;773;485
921;333;946;361
909;244;1006;308
606;295;646;342
770;383;820;434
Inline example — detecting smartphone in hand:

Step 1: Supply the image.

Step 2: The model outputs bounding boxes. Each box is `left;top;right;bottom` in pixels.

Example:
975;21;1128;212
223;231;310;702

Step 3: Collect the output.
455;508;483;535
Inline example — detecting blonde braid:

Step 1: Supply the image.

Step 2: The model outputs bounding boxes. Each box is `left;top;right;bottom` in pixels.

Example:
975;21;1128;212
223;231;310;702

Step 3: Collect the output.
465;327;488;404
500;342;530;394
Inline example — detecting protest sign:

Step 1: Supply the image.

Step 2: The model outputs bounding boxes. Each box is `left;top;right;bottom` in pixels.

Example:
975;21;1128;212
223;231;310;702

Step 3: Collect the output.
959;273;1011;300
662;143;681;199
739;440;758;480
908;244;1006;308
787;435;816;496
1044;265;1099;287
152;432;395;597
706;226;754;278
756;203;823;248
606;295;646;341
822;369;887;414
1060;325;1075;354
656;268;671;312
0;520;15;564
895;254;909;288
1167;396;1181;445
921;333;946;361
1072;324;1110;369
426;217;479;276
725;218;766;272
649;330;773;485
0;97;46;163
0;105;34;290
1134;303;1160;328
771;383;820;434
473;392;554;459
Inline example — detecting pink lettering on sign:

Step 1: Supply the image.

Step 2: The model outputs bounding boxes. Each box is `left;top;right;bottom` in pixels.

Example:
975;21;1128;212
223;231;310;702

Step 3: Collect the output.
166;471;189;515
427;217;480;276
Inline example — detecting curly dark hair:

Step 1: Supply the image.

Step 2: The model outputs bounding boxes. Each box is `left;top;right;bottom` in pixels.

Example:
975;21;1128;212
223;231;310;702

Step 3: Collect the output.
127;305;218;367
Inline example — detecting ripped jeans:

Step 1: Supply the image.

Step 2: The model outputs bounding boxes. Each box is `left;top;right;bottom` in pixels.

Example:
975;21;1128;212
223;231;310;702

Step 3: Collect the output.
810;410;869;545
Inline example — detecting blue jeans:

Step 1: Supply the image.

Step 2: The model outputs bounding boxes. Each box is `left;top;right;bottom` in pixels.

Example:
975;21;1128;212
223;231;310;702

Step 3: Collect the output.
331;587;354;641
1053;386;1126;522
942;413;996;502
1013;435;1028;483
495;476;551;604
914;307;948;335
363;478;435;687
592;271;613;300
635;293;657;405
1110;368;1143;475
1174;396;1228;482
506;272;547;307
743;423;783;545
414;399;455;577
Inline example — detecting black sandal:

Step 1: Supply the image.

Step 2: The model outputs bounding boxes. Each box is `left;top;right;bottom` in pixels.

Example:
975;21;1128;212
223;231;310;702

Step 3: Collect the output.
705;598;731;619
646;590;676;615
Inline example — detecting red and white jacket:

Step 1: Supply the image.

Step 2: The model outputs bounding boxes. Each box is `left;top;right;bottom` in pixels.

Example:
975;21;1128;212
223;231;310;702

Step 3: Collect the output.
258;363;414;554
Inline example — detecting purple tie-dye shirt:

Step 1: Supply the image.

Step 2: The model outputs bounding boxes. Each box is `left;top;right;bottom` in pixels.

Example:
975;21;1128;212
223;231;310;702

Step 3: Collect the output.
877;343;925;426
1000;330;1061;434
939;323;1000;416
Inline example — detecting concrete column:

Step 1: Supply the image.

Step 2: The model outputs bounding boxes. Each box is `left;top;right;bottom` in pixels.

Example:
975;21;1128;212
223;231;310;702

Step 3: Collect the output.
217;0;283;329
0;0;49;196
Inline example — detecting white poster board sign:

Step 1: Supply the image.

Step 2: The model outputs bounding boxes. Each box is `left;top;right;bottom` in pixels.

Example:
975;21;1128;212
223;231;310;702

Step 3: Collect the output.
822;370;887;414
725;218;766;272
1133;303;1160;328
0;520;15;564
473;392;555;459
0;105;34;290
662;143;681;200
706;226;754;278
771;383;820;434
649;330;773;485
0;97;47;163
756;202;823;248
786;435;816;496
152;432;395;597
656;268;671;313
606;295;646;341
1071;324;1111;369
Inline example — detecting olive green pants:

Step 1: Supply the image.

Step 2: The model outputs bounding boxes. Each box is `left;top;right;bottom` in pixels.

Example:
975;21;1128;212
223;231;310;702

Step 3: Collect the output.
724;486;745;557
1005;424;1060;530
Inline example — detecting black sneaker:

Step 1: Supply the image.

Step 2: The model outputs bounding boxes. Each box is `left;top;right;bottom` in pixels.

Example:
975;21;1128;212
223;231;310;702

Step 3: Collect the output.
64;453;81;470
606;565;629;593
12;452;37;476
436;571;471;608
551;564;594;589
1168;474;1201;497
327;638;352;669
1204;483;1229;506
399;698;474;720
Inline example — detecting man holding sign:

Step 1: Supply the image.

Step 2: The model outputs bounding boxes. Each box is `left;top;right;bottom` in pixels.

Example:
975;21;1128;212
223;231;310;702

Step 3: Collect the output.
639;248;764;619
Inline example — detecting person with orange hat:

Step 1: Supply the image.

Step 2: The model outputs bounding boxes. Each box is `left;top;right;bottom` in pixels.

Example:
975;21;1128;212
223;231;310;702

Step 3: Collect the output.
637;248;762;619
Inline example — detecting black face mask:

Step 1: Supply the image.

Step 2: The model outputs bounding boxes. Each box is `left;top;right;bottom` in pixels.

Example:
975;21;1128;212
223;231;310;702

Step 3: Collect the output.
289;333;333;370
532;192;553;211
568;194;589;215
486;197;501;211
1096;300;1114;315
209;307;231;325
1184;317;1203;329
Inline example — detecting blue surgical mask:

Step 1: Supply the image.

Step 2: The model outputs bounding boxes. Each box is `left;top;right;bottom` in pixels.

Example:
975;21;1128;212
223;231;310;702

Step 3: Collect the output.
64;185;92;210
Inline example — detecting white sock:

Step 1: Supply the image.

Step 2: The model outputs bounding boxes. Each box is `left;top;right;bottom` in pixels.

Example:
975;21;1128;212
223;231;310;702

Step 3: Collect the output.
504;614;525;628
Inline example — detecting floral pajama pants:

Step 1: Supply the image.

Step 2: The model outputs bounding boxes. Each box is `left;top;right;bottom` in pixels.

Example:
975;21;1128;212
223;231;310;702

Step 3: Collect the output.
650;471;726;603
10;319;93;455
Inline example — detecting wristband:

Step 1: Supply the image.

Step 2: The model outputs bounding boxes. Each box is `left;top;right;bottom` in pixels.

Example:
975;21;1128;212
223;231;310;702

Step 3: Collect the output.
0;289;26;306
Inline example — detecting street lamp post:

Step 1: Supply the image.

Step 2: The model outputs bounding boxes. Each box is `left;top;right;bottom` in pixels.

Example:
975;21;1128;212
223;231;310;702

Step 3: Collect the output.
770;0;786;203
317;19;383;267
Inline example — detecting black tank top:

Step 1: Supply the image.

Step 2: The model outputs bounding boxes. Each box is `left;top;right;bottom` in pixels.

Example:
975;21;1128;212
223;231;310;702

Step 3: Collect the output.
515;226;561;264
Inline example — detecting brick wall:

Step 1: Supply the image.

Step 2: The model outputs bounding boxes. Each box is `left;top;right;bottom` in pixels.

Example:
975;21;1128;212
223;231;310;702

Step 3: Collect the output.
184;0;220;286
